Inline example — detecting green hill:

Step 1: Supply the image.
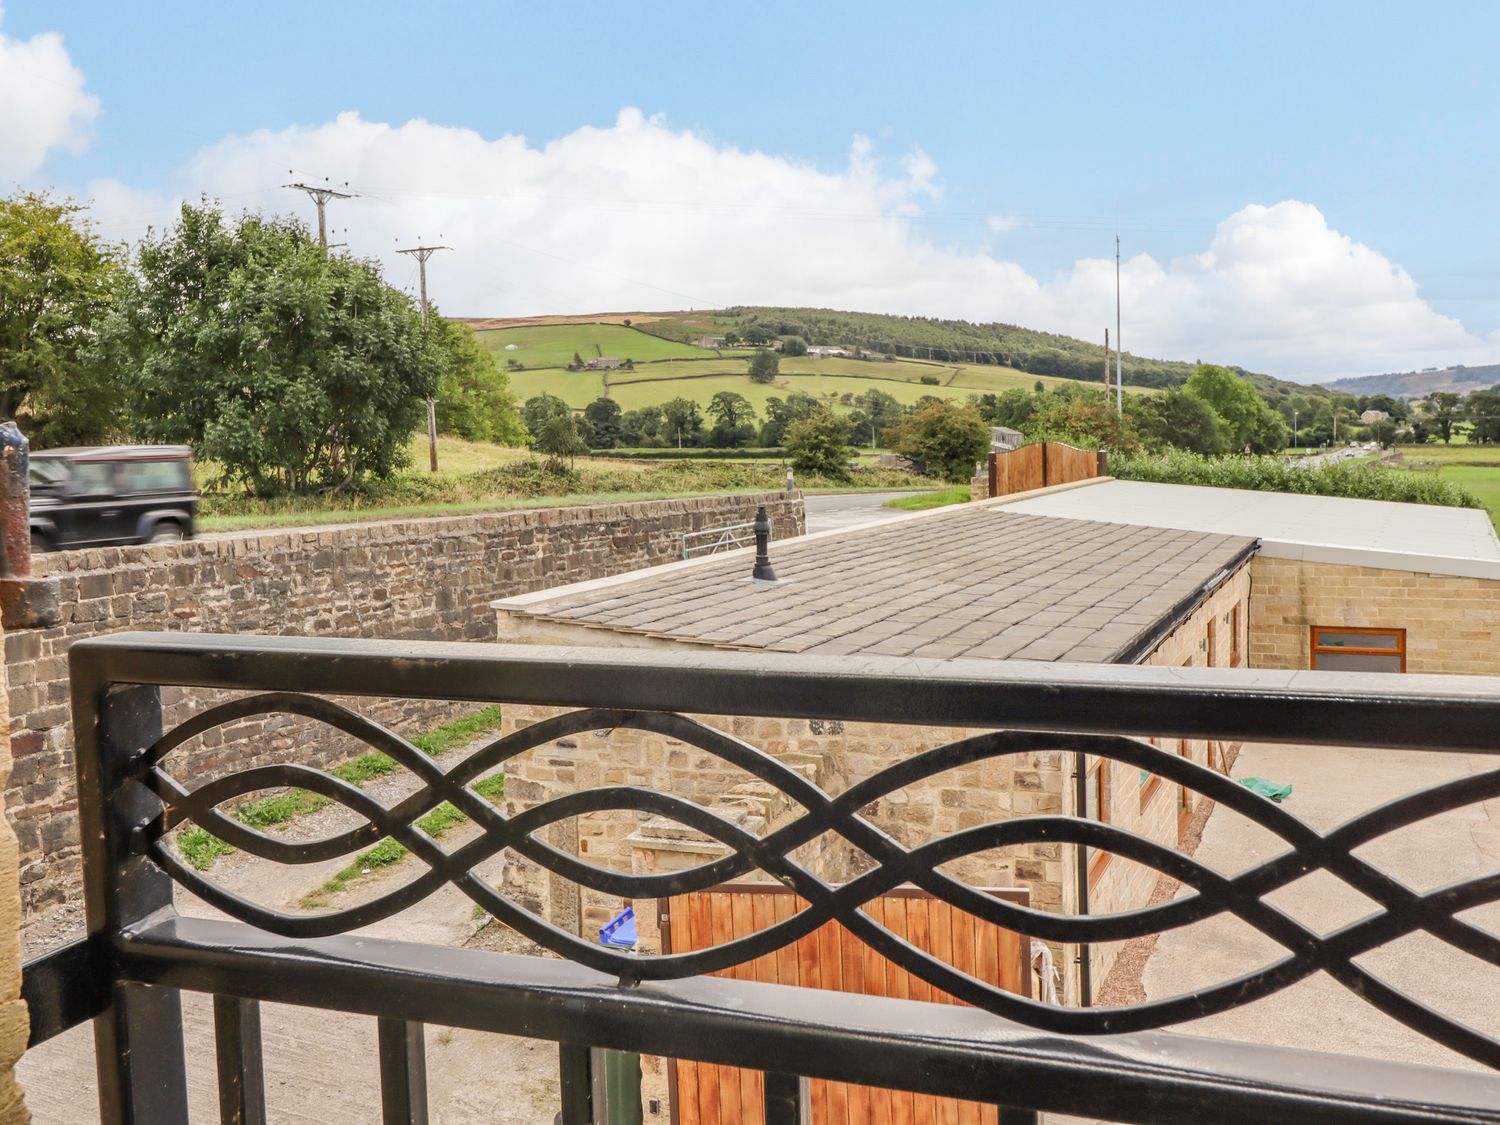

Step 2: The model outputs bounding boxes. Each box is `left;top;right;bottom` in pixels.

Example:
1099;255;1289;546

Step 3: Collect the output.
1325;363;1500;399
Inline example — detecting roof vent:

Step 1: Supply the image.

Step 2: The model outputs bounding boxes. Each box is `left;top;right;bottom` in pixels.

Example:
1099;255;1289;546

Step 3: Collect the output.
751;505;779;583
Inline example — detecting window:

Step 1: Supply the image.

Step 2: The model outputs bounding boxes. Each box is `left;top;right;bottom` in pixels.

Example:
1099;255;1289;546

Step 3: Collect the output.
1310;626;1405;673
121;458;190;493
70;461;117;496
1086;757;1110;886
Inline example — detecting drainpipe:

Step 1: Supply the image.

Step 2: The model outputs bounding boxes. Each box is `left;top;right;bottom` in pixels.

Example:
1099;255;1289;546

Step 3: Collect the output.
1072;750;1093;1007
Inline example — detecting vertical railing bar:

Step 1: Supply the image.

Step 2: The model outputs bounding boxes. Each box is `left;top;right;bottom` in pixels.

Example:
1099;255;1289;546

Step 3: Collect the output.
213;995;267;1125
558;1042;592;1125
763;1071;803;1125
998;1106;1040;1125
376;1017;428;1125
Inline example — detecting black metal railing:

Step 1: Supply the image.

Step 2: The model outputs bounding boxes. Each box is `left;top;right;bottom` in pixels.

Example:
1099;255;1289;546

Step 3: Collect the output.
20;631;1500;1123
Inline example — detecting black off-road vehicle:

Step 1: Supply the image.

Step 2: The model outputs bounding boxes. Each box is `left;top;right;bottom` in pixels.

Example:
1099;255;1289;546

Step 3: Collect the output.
29;445;197;552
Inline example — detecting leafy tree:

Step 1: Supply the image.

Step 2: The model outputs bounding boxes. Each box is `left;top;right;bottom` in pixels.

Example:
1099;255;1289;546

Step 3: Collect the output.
759;392;821;445
1467;387;1500;444
991;387;1039;429
1369;418;1399;448
706;390;756;447
430;317;526;445
1184;364;1286;453
742;324;775;345
582;397;623;448
888;400;990;482
110;202;437;494
1133;388;1229;455
661;396;704;447
570;350;584;370
784;408;853;481
780;335;808;357
534;411;588;469
1;191;127;444
748;348;780;384
618;404;664;446
1428;392;1463;443
522;392;572;440
1033;380;1046;394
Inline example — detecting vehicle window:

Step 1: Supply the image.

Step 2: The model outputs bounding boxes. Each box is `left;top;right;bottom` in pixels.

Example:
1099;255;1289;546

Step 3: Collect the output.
71;461;118;496
28;461;71;487
121;459;191;493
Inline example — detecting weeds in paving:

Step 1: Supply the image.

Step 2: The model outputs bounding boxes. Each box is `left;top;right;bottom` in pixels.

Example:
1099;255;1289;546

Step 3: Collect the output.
300;773;506;907
178;827;235;870
174;707;508;871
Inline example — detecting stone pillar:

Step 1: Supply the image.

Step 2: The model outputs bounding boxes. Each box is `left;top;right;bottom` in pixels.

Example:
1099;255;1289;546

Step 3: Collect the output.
0;595;30;1122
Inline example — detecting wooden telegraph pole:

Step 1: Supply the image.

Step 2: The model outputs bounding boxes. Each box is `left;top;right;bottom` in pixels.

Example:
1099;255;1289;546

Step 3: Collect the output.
284;179;354;247
396;242;451;472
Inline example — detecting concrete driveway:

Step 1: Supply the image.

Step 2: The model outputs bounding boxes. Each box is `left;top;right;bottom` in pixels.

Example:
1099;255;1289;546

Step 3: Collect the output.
1139;739;1500;1073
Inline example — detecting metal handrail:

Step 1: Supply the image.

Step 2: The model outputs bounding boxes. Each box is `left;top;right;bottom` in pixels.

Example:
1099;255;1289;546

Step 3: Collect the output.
29;632;1500;1123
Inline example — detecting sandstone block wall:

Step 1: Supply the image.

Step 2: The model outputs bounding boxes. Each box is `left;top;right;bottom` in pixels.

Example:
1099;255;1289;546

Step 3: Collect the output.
6;492;804;911
1249;555;1500;675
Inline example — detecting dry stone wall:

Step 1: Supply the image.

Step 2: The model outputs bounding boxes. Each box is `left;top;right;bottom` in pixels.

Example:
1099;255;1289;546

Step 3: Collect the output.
5;492;804;911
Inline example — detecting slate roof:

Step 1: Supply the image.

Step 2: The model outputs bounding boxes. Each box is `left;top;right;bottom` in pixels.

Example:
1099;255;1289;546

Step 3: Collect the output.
496;507;1257;664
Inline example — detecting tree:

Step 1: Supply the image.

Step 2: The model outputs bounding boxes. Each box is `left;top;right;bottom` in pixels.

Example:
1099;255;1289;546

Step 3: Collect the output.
110;202;437;494
1033;380;1046;394
759;392;821;445
522;392;572;440
784;408;853;480
618;404;664;446
430;316;527;445
1184;364;1286;453
888;401;990;482
748;348;780;384
1;191;127;444
534;411;588;469
1369;418;1399;448
1428;392;1462;443
570;350;584;371
661;396;704;447
583;397;623;449
1134;388;1229;455
1466;386;1500;444
706;391;756;447
780;335;808;357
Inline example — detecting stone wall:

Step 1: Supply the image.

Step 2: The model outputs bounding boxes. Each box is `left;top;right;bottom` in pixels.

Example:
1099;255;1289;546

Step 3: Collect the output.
5;492;804;911
493;558;1253;1007
1249;555;1500;675
0;612;29;1122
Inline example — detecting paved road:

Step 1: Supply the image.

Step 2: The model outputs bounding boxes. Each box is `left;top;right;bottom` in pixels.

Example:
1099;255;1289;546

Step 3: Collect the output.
1292;441;1378;468
803;490;935;534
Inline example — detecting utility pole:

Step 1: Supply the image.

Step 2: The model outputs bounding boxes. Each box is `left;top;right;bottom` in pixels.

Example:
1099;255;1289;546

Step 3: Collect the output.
1292;411;1298;449
396;242;451;472
284;178;354;247
1114;235;1124;416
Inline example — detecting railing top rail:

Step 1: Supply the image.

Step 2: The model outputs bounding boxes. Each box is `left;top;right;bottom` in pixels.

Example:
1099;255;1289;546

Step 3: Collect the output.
71;631;1500;752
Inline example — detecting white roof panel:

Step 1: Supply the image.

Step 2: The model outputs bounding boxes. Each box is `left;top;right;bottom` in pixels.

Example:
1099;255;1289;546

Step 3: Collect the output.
1001;479;1500;580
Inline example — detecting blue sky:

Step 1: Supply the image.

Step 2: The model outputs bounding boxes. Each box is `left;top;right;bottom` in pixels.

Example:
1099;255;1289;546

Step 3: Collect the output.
5;0;1500;381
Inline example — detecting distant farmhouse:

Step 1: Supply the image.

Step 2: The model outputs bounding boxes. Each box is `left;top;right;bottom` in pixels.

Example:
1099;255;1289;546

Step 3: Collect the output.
584;356;621;370
806;345;852;358
1360;409;1391;424
695;335;726;349
493;476;1500;1008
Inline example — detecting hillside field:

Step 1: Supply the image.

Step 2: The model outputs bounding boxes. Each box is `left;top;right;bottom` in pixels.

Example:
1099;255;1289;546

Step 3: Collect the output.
486;319;1151;416
1393;444;1500;530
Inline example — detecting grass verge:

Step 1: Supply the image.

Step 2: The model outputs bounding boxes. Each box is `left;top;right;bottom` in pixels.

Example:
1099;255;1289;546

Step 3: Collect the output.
301;773;507;906
883;486;970;511
174;705;508;868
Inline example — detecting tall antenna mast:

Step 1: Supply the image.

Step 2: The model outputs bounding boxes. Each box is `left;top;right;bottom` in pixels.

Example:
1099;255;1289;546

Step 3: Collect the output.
1115;235;1124;415
396;242;451;472
284;177;355;247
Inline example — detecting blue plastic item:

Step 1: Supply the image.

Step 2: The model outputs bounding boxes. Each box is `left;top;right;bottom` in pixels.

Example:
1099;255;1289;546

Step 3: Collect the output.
599;906;637;948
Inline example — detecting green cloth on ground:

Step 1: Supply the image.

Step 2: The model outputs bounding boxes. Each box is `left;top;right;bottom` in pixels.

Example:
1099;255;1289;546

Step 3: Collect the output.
1240;777;1292;802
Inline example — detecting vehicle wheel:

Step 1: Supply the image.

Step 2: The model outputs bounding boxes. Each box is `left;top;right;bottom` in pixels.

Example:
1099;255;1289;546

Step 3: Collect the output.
148;525;184;544
30;533;51;554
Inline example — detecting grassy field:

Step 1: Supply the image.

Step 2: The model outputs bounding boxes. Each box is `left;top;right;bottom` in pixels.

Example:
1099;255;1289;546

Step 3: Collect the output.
1390;445;1500;530
475;323;735;369
1394;444;1500;464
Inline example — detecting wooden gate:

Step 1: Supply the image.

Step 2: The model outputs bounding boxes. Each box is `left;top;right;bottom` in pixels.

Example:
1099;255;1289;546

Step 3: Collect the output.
661;883;1031;1124
987;441;1106;498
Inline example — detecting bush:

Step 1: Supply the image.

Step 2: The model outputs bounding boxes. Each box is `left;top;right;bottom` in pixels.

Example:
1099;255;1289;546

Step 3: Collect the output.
784;409;854;481
748;348;780;383
887;401;990;482
1111;450;1484;509
919;374;941;386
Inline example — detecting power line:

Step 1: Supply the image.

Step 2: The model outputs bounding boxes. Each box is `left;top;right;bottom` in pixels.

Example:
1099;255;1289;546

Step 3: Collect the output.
397;242;451;472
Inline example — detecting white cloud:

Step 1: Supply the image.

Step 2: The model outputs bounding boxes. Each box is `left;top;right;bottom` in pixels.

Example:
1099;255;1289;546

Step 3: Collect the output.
82;108;1500;382
986;214;1024;233
0;5;99;183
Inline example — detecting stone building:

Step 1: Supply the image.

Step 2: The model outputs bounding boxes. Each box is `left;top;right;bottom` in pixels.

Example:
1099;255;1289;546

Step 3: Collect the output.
493;500;1259;1004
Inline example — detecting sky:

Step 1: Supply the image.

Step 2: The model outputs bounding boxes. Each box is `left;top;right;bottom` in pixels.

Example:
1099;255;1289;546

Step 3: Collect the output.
4;0;1500;383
